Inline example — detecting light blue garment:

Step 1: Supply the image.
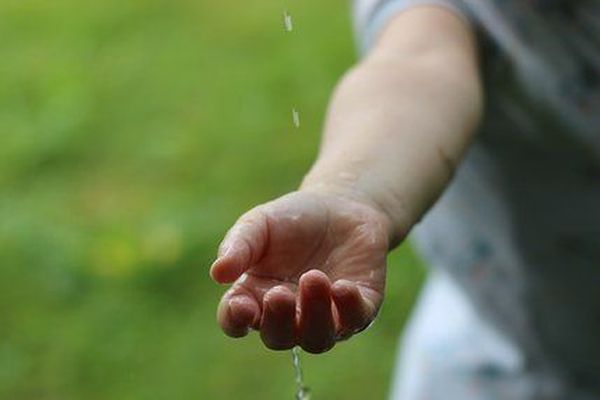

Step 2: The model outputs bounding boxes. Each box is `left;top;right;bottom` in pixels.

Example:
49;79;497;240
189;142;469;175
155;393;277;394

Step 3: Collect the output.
353;1;600;398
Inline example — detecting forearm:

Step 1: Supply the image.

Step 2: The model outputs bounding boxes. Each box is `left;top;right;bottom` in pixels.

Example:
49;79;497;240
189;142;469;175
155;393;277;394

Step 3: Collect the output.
301;8;482;246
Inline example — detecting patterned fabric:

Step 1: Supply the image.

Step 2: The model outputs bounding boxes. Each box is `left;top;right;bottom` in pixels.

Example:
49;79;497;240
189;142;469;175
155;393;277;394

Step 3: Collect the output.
352;1;600;399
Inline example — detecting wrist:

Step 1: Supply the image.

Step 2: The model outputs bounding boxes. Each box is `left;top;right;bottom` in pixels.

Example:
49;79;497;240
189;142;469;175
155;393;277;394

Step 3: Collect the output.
300;171;411;248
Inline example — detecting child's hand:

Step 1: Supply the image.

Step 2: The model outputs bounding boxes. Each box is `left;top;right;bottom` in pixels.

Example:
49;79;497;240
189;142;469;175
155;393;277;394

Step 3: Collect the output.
210;190;391;353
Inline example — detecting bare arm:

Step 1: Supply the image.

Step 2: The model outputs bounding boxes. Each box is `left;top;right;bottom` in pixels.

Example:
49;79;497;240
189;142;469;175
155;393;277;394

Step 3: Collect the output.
302;6;482;245
210;6;483;353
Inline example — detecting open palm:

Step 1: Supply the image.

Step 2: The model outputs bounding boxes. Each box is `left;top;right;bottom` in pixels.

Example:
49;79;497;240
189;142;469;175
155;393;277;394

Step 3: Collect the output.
210;190;391;353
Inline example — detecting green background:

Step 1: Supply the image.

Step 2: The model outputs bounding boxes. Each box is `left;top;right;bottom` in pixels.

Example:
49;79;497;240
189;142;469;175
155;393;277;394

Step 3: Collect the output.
0;0;425;398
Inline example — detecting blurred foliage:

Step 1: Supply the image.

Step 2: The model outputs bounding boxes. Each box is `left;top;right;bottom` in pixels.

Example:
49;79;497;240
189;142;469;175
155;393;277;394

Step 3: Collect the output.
0;0;425;399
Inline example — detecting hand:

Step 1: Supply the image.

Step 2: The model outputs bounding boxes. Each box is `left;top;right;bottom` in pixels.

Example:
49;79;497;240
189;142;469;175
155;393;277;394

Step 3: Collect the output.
210;190;392;353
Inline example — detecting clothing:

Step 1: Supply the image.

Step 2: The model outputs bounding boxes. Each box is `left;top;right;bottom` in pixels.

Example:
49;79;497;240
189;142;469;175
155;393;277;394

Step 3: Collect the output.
352;1;600;399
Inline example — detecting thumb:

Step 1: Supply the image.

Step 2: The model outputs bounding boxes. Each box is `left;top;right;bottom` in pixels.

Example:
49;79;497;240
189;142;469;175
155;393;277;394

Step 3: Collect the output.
210;208;268;283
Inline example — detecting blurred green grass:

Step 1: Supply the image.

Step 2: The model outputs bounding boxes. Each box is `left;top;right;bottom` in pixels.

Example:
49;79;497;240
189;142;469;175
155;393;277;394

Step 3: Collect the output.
0;0;425;399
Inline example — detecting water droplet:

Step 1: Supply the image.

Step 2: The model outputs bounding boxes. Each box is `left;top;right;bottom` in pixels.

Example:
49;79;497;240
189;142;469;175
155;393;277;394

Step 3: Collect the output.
292;108;300;128
237;272;249;284
283;10;293;32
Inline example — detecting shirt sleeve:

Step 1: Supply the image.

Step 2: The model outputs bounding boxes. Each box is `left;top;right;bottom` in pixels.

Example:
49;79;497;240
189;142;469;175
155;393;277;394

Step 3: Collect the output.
352;0;474;55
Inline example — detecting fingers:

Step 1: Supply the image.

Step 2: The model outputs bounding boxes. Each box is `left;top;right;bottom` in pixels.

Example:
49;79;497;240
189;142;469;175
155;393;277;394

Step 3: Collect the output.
216;270;380;352
331;280;377;340
298;270;336;354
217;288;260;338
210;209;268;284
260;286;296;350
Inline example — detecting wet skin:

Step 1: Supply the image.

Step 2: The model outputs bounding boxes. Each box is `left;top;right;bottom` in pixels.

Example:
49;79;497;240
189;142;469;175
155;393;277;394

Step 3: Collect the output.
210;190;391;353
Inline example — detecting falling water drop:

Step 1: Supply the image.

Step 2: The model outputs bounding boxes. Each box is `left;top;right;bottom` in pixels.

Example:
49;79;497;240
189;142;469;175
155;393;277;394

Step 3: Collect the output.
283;10;294;32
292;108;300;128
291;347;311;400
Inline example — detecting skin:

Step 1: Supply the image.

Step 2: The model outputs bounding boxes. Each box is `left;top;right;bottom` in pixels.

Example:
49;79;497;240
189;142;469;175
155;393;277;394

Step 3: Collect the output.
210;6;483;354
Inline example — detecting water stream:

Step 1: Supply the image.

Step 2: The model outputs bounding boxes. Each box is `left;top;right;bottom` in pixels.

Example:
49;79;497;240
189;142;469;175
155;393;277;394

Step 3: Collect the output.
281;7;310;399
291;347;311;400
